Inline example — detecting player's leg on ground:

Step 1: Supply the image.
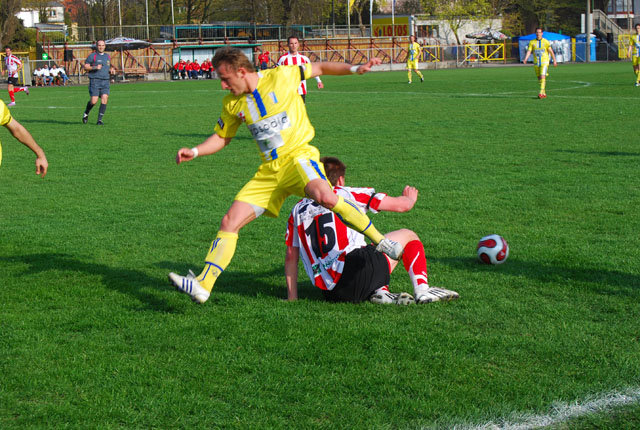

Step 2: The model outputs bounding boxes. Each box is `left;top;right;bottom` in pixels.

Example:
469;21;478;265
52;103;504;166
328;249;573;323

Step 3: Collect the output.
407;68;412;83
416;70;424;82
197;200;256;291
305;178;384;245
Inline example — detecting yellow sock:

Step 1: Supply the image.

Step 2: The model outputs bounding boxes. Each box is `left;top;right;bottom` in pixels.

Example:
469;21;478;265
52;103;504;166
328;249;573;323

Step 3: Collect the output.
407;70;412;82
197;231;238;292
416;70;424;80
540;78;546;93
332;195;384;244
636;70;640;82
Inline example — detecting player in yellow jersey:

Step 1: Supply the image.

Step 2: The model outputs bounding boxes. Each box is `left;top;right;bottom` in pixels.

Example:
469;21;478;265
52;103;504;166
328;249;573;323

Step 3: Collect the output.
523;28;557;99
627;23;640;86
168;46;402;304
406;35;424;84
0;99;48;177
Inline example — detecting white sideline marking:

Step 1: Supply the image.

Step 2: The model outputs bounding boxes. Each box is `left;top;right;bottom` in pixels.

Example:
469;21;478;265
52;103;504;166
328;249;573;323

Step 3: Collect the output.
456;387;640;430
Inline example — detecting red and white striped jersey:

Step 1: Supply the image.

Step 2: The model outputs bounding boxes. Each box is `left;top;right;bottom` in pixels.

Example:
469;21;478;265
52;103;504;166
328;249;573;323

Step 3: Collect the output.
285;186;387;290
277;53;320;95
5;54;22;78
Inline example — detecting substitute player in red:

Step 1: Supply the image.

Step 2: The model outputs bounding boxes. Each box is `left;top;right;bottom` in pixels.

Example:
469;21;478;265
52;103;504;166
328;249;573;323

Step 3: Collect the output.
285;157;459;304
4;47;29;106
277;36;323;103
169;47;402;304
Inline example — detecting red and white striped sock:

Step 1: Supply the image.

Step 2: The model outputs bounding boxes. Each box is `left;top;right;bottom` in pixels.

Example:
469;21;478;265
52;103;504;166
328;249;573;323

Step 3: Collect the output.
402;240;429;290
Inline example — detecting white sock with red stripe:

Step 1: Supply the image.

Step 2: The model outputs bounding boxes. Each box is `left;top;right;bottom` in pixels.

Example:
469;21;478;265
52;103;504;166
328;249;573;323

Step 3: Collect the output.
402;240;429;291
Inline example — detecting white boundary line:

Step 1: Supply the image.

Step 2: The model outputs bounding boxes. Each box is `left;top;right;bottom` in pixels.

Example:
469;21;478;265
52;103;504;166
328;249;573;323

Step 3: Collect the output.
455;387;640;430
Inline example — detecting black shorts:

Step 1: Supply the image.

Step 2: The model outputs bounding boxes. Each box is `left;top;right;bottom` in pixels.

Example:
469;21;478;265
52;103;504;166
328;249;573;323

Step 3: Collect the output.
322;245;390;303
7;77;19;86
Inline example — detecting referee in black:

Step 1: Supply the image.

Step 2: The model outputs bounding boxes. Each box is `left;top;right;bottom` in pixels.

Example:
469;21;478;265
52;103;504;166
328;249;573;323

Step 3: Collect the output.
82;40;113;125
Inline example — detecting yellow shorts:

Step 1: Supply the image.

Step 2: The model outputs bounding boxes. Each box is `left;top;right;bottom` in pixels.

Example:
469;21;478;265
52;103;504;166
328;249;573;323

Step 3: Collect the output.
407;60;419;70
534;64;549;78
633;56;640;66
235;145;328;218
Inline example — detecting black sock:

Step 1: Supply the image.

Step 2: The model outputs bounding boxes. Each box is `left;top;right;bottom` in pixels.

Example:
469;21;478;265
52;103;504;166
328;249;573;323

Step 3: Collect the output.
84;101;95;115
97;103;107;122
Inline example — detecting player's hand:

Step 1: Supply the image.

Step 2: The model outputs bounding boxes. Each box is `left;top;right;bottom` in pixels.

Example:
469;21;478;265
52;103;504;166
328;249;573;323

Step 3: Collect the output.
402;185;418;207
96;64;102;70
355;57;382;74
176;147;196;164
35;156;48;178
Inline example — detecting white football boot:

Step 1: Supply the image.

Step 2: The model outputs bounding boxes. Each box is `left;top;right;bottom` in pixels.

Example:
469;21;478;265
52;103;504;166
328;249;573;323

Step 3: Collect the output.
370;287;415;305
168;270;210;304
414;286;459;304
376;238;404;260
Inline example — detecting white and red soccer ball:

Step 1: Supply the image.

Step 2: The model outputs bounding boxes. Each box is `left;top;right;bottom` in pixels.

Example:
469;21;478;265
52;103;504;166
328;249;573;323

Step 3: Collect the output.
477;234;509;265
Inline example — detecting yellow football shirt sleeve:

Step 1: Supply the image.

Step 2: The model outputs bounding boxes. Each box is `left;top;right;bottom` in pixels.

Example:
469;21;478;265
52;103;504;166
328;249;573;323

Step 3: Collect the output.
0;100;12;127
213;96;242;139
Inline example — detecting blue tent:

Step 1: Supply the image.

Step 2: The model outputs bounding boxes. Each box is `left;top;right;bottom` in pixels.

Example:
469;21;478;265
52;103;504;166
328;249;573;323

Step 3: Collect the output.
518;32;571;63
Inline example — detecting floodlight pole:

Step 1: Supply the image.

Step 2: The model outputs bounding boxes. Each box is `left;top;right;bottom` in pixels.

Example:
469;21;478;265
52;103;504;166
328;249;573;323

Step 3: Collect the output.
586;0;591;62
118;0;123;37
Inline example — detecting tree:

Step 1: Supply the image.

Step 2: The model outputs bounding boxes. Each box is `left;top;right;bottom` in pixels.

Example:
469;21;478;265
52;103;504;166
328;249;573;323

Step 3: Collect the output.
1;0;23;47
421;0;492;44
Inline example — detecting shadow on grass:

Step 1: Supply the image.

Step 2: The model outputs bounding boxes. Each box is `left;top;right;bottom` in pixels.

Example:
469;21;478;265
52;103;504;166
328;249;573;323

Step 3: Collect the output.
1;253;181;312
435;256;640;294
22;119;83;126
554;149;640;157
154;261;324;302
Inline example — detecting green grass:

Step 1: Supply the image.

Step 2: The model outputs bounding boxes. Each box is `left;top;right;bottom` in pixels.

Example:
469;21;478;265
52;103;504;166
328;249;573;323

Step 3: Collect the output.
1;62;639;428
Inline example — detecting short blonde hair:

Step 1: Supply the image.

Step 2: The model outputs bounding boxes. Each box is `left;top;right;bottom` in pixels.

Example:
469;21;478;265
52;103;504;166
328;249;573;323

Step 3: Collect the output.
212;46;255;72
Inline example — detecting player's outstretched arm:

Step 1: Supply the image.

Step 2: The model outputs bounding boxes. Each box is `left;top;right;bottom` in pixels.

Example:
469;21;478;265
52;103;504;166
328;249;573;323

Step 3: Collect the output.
522;50;531;64
285;246;300;301
5;119;48;178
176;133;231;164
309;57;382;78
376;185;418;212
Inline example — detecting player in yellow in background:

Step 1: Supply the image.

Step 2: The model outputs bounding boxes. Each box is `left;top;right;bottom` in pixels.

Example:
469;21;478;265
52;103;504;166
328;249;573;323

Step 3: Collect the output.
523;28;557;99
0;99;48;177
168;46;403;304
406;35;424;84
627;23;640;86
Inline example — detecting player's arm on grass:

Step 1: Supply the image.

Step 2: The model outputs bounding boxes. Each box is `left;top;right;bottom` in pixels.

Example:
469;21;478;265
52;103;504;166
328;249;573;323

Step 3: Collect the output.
4;118;48;178
285;245;300;301
522;49;532;64
376;186;418;212
309;57;382;77
176;133;232;164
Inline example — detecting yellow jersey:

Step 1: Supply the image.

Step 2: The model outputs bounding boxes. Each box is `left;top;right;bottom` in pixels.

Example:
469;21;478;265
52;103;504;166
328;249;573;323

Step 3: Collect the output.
0;99;14;165
631;34;640;57
528;38;552;66
408;42;422;62
214;64;315;163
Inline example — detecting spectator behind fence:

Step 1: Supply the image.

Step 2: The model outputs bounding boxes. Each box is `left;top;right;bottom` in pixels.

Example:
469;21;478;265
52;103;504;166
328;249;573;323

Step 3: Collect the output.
41;65;52;86
201;59;212;79
258;50;270;69
32;68;42;86
190;60;201;79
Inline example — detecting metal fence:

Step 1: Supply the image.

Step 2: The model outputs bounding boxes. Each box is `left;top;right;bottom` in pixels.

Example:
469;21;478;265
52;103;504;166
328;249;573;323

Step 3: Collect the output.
4;39;630;87
46;24;372;44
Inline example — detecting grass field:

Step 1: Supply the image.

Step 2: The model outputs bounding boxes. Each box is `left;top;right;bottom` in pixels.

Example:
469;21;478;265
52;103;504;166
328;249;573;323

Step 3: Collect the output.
1;61;639;428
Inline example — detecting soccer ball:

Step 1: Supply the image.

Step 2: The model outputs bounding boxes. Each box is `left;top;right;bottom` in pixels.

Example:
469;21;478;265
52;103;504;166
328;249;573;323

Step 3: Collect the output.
477;234;509;265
